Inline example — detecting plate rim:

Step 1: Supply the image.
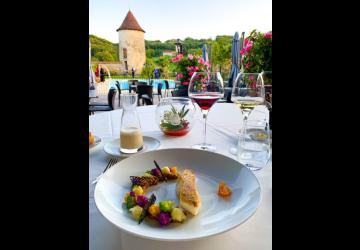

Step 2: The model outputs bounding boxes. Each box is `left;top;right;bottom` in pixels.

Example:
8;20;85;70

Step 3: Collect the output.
94;148;262;241
103;136;161;158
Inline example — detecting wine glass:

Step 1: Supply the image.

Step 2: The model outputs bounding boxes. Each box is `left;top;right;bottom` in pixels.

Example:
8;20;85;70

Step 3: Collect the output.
188;72;224;151
230;73;265;155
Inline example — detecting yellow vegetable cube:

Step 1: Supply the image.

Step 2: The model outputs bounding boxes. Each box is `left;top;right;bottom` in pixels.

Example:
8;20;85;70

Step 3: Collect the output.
161;166;171;175
132;185;144;195
129;205;143;220
171;207;186;222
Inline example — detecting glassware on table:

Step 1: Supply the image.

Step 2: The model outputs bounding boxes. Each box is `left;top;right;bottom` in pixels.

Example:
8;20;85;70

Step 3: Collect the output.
237;120;271;171
188;72;224;151
155;97;196;136
120;93;144;153
230;73;265;155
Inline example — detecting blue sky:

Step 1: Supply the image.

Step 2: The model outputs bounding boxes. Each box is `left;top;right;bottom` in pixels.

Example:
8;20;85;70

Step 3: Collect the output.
89;0;272;42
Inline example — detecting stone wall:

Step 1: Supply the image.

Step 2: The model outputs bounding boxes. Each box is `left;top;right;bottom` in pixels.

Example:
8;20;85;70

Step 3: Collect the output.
92;62;124;75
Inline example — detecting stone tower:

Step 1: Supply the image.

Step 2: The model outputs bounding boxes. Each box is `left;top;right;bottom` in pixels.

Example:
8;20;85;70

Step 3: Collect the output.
117;10;145;74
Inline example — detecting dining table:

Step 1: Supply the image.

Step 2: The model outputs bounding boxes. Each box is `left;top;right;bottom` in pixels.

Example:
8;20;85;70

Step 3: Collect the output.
89;103;272;250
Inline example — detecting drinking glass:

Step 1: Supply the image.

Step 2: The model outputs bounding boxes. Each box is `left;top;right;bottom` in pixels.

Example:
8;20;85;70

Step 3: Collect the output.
237;120;271;170
188;72;224;151
230;73;265;155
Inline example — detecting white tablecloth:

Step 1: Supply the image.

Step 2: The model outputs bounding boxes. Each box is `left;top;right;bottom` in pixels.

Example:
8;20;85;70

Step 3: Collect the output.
89;103;272;250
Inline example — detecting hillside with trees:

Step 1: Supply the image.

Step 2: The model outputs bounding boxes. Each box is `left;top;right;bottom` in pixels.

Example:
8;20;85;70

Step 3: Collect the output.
90;34;233;76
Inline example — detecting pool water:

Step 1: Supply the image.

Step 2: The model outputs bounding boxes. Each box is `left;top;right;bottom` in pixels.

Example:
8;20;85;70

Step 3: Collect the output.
109;79;176;90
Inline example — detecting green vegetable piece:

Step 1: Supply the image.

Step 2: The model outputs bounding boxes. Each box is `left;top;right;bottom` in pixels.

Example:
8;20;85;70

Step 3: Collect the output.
126;196;137;209
159;200;175;212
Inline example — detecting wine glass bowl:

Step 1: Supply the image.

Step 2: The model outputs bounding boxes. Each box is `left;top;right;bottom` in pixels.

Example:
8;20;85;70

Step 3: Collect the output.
188;72;224;151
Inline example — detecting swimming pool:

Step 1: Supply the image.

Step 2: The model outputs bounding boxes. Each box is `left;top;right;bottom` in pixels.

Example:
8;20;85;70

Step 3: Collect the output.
108;79;176;90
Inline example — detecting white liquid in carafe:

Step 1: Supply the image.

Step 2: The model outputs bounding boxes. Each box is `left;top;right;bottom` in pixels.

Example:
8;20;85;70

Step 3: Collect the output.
120;127;143;149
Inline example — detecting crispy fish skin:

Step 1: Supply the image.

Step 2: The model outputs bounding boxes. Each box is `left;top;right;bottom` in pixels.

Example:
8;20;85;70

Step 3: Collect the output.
176;169;201;215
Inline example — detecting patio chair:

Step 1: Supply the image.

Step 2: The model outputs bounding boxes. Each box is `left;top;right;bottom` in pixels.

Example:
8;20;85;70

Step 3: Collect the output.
137;85;153;105
153;83;163;102
171;88;188;97
164;80;170;97
141;95;153;105
115;81;122;107
89;88;117;115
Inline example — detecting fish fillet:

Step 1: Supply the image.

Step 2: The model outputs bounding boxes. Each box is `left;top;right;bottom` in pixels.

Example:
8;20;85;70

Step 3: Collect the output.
176;169;201;215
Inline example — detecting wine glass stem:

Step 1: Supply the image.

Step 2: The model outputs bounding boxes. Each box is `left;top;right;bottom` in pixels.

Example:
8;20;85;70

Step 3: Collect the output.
202;110;209;147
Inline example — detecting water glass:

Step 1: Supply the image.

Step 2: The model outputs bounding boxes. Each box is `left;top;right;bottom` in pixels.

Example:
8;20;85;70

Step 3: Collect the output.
237;120;271;171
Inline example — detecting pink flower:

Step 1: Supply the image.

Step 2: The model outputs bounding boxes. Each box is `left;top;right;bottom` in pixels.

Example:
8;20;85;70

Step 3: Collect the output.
244;38;249;45
176;73;183;80
172;54;183;63
188;71;195;77
249;75;255;81
264;32;272;39
188;54;193;60
245;41;253;52
245;62;251;69
240;48;246;55
198;57;205;65
182;82;189;86
240;40;253;55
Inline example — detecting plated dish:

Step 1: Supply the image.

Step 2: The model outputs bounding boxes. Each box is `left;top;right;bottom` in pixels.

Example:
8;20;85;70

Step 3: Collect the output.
94;148;261;241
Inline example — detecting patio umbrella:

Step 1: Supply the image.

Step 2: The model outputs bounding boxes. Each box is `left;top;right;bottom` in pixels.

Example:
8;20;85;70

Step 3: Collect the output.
202;44;209;63
228;32;240;88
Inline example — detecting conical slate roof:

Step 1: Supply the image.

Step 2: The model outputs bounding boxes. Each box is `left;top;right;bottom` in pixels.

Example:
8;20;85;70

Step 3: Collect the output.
116;10;145;33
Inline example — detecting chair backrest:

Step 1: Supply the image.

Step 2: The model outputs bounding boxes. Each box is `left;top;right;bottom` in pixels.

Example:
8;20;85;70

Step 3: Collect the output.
172;88;188;97
141;95;153;105
115;81;122;94
107;88;117;110
138;81;147;85
164;80;169;89
137;85;153;99
157;83;163;95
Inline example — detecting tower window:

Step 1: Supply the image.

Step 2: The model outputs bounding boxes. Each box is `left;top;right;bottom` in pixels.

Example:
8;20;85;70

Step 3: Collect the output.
123;48;127;59
124;61;128;71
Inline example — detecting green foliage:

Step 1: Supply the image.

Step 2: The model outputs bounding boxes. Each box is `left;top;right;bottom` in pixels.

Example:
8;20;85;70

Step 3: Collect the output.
242;30;272;73
90;34;118;62
140;58;155;80
211;36;232;75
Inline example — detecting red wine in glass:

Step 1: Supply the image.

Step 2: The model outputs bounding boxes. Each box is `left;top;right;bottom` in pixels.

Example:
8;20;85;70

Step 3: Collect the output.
190;94;222;110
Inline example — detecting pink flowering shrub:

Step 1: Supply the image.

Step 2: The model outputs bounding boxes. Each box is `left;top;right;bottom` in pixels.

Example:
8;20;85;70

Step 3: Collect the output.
171;53;210;88
241;30;272;73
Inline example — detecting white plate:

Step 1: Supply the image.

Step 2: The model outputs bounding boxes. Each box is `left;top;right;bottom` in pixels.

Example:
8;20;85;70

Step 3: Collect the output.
103;136;160;158
89;135;101;149
94;148;261;241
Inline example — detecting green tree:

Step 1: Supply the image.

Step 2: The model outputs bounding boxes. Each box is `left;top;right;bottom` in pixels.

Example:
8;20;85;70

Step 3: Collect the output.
141;59;155;81
211;36;232;75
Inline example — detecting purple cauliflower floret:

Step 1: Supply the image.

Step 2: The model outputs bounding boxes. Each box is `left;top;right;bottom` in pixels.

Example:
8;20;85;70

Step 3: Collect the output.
136;195;149;207
151;168;161;177
157;212;171;226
